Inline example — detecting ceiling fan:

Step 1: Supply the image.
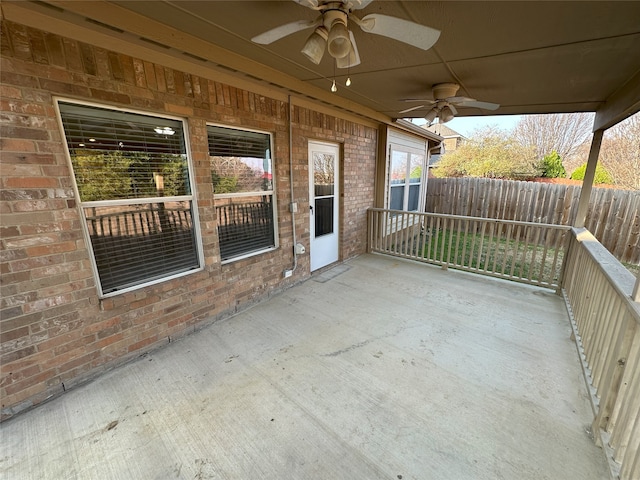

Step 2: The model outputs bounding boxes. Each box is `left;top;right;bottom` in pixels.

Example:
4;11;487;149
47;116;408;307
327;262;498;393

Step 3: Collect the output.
251;0;441;68
400;83;500;125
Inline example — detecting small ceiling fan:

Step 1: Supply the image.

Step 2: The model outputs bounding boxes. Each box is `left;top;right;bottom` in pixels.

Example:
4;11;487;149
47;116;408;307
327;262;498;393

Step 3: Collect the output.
251;0;440;68
400;83;500;125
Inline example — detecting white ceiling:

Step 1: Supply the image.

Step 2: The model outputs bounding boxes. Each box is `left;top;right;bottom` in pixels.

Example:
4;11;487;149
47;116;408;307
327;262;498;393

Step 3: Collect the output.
11;1;640;127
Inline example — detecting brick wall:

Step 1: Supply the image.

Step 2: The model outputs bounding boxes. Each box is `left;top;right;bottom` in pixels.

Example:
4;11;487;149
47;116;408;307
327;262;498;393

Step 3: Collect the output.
0;20;378;419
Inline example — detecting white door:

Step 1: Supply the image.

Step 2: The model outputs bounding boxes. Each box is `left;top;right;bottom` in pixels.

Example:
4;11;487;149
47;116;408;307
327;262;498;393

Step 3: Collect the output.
309;141;339;271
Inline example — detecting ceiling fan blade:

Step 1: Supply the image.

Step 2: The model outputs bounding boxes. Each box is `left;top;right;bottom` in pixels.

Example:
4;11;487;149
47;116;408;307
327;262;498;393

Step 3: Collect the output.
348;0;375;9
402;98;436;104
447;96;476;103
293;0;320;9
336;31;361;68
398;105;426;114
456;100;500;111
251;19;319;45
354;14;441;51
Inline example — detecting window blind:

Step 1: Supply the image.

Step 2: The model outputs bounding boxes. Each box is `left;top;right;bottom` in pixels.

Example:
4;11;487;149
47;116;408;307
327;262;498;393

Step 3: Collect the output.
59;102;200;295
207;125;276;262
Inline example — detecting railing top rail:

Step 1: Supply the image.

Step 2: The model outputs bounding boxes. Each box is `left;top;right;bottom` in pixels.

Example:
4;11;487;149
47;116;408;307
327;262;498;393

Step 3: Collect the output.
368;208;573;231
571;227;640;322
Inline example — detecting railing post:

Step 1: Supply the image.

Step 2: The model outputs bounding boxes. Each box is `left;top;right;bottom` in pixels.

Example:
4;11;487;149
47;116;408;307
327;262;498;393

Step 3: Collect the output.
556;228;575;294
633;274;640;302
574;129;604;228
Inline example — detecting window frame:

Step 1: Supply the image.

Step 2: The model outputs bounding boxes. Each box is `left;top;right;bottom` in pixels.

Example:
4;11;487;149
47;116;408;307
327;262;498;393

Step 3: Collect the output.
206;123;278;264
55;97;204;298
387;142;427;212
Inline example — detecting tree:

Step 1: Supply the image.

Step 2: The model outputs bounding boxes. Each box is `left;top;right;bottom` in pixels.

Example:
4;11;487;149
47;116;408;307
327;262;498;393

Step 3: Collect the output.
570;163;614;185
210;156;265;194
540;151;566;178
433;126;538;179
72;151;188;201
598;113;640;190
513;113;594;163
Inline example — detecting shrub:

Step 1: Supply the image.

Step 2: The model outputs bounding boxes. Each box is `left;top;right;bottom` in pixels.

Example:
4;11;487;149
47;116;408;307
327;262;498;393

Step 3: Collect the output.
432;127;538;179
570;163;614;184
540;151;566;178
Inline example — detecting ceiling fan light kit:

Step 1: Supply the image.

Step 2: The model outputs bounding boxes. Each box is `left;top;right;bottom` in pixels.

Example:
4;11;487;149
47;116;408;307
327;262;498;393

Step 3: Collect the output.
438;105;455;124
424;108;438;125
251;0;441;70
302;26;328;64
325;11;351;58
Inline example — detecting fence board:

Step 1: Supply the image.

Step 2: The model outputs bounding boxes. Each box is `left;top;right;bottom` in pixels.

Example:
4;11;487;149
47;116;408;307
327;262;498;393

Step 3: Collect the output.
426;177;640;264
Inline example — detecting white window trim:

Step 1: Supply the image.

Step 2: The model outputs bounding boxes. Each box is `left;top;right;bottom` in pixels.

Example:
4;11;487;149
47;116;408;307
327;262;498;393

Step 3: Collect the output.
55;97;204;298
388;142;428;212
207;122;279;265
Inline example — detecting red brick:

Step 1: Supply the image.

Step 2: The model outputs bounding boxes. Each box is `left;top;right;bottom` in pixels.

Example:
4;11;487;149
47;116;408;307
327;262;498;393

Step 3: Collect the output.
12;199;66;212
0;325;29;344
62;37;82;72
38;79;90;97
89;88;130;105
127;335;159;353
3;177;58;188
1;381;49;410
58;352;101;380
0;152;56;165
81;316;117;335
4;368;54;396
52;336;91;357
23;293;74;314
0;226;20;238
0;360;41;388
42;32;65;67
0;138;37;153
1;344;36;365
0;85;22;99
25;241;76;257
34;329;81;352
93;331;124;350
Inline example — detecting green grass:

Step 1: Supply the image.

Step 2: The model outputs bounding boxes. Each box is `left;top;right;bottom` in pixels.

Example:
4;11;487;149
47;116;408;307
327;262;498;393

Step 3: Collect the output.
421;228;564;284
623;262;640;276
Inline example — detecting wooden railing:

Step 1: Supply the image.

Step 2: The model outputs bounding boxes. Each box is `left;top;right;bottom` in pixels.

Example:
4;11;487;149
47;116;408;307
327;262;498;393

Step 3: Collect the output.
368;209;571;289
563;228;640;480
368;209;640;477
425;177;640;265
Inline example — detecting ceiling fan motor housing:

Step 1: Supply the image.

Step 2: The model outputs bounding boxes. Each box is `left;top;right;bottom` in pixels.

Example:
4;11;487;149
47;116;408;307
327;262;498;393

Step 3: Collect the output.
432;83;460;100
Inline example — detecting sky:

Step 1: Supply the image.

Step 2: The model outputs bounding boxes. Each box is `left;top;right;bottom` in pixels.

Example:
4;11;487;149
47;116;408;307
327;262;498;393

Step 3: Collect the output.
446;115;522;137
413;115;522;137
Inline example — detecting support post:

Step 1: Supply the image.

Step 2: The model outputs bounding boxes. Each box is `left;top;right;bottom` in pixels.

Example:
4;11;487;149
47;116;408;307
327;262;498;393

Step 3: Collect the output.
573;129;604;228
633;274;640;302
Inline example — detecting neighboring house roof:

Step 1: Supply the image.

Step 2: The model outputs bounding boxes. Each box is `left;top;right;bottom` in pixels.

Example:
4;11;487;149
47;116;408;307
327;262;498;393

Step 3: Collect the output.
425;124;466;140
394;119;443;143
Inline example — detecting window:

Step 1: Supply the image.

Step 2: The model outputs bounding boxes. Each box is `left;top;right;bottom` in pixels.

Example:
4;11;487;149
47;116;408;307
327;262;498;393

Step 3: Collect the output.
207;125;276;262
389;146;425;211
58;101;202;297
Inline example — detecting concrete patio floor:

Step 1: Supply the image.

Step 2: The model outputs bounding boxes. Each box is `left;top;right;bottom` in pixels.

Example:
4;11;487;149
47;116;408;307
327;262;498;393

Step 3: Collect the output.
0;254;609;479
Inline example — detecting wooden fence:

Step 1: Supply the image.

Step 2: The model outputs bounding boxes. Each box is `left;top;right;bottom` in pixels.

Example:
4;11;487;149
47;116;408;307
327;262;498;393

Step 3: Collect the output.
426;178;640;264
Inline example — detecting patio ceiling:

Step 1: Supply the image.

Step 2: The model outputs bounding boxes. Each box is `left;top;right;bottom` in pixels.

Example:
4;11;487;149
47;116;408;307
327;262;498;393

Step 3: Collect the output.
6;1;640;129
